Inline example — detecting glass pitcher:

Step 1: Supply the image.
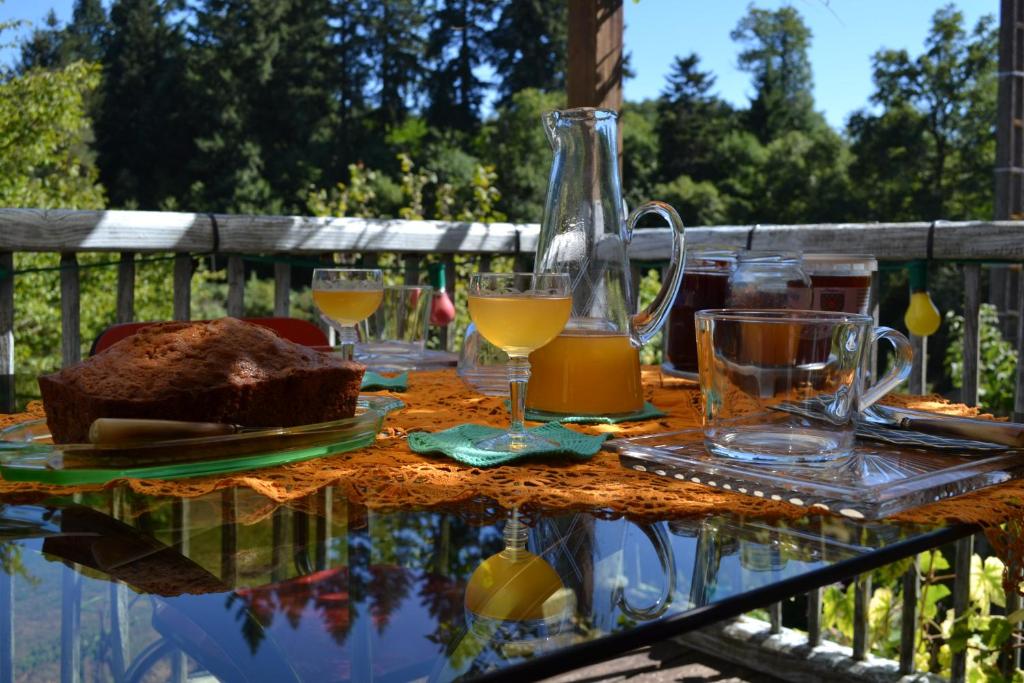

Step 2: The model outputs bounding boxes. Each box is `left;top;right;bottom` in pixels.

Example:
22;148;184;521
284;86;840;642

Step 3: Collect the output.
527;107;686;416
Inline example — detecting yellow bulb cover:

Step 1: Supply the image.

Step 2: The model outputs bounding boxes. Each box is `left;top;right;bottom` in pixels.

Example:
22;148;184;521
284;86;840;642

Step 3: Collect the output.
904;291;941;337
464;550;564;621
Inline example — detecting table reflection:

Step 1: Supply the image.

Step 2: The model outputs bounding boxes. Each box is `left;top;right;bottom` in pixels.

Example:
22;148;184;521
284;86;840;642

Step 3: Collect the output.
0;486;950;682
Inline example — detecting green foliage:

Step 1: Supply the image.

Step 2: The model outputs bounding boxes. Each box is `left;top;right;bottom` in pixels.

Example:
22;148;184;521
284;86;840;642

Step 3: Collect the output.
819;548;1013;680
945;303;1018;415
0;61;105;208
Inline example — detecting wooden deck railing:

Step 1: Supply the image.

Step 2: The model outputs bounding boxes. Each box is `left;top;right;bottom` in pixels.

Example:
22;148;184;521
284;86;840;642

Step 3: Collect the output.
1;208;1023;682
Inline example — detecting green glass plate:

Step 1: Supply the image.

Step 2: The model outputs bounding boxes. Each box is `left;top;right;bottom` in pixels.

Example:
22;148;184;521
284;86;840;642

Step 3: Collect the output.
0;395;403;485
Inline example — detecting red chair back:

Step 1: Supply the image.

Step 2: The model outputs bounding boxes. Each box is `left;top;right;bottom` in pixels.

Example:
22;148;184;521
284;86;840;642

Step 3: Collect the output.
90;318;329;356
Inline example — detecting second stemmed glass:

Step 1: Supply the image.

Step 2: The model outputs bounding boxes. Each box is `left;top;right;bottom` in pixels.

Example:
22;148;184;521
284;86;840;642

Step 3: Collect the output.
467;272;572;452
312;268;384;361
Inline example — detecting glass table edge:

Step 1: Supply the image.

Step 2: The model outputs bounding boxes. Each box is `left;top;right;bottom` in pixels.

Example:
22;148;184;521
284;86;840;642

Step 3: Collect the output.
472;522;974;683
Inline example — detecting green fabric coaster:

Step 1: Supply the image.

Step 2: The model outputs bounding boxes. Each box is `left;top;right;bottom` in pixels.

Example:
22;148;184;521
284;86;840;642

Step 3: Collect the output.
360;371;409;392
408;423;609;467
514;401;666;424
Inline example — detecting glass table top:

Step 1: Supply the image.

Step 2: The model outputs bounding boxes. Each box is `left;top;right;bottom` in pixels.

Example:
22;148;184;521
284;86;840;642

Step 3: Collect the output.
0;486;968;682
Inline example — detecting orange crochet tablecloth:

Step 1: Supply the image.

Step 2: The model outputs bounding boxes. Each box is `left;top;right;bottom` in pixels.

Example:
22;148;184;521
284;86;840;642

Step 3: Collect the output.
2;367;1023;532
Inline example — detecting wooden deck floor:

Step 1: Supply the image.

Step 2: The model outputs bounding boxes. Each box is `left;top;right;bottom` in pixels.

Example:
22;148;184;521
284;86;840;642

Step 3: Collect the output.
543;642;781;683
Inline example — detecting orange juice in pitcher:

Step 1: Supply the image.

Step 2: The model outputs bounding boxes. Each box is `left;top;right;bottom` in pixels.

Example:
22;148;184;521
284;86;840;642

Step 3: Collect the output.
527;331;643;415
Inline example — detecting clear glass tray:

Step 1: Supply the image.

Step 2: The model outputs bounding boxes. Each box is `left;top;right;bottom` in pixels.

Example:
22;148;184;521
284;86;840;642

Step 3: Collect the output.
608;427;1024;519
0;395;403;485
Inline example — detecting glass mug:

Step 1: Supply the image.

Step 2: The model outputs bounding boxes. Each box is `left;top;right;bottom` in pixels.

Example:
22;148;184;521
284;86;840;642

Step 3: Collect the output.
695;309;912;463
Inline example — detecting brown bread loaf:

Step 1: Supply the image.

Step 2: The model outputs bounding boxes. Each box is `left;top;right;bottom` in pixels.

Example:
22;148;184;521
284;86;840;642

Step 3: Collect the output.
38;317;365;444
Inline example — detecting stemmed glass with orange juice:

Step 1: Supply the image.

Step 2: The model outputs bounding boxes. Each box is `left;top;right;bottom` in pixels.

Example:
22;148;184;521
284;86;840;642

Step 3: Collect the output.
467;273;571;452
312;268;384;361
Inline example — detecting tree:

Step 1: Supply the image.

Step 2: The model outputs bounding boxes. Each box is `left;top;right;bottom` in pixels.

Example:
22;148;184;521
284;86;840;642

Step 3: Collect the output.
185;0;334;213
655;53;737;185
480;88;564;223
366;0;427;126
18;0;108;71
425;0;495;132
486;0;566;105
848;5;997;220
327;0;374;167
97;0;192;209
731;5;815;143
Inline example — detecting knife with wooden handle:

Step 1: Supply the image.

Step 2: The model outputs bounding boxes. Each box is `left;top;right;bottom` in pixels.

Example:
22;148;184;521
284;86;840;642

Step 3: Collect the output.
88;418;243;444
866;405;1024;448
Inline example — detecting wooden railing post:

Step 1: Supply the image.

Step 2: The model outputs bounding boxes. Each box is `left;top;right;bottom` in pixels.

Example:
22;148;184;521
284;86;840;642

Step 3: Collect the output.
962;264;981;406
1016;267;1024;422
60;253;80;368
274;260;291;317
0;251;13;414
227;254;245;317
173;254;191;321
116;252;135;324
909;335;927;395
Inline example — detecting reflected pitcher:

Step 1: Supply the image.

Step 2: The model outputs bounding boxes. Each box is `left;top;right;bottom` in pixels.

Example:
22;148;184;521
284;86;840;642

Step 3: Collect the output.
528;108;686;416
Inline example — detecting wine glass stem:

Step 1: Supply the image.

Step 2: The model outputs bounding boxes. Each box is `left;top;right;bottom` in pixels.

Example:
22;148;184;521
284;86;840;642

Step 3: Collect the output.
338;325;358;361
507;355;530;448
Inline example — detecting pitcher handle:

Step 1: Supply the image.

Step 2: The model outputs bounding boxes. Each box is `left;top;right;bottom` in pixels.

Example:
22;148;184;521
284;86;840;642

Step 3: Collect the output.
625;201;686;346
612;522;676;621
858;326;914;411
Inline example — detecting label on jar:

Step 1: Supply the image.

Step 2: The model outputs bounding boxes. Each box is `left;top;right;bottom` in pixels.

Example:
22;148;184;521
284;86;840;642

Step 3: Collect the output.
812;286;870;314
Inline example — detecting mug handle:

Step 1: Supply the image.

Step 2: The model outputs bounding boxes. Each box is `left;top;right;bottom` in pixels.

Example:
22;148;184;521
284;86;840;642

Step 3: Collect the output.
858;326;914;412
612;522;677;621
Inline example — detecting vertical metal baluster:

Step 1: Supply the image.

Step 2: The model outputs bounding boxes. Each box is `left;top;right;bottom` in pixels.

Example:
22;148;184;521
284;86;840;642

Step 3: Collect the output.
316;488;333;571
852;573;871;661
899;558;919;674
441;255;457;351
1001;586;1022;676
272;507;287;583
1015;265;1024;422
0;552;12;683
170;498;189;683
173;254;192;321
60;253;81;367
768;602;782;635
870;269;881;383
221;489;238;585
962;264;981;406
403;254;421;286
109;490;130;682
909;335;927;395
950;535;974;683
227;254;245;317
61;495;82;683
806;587;822;648
274;260;291;317
116;252;135;324
0;251;13;414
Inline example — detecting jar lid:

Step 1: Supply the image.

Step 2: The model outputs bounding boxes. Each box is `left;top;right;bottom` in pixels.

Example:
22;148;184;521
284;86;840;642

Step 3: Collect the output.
685;249;736;271
802;253;878;276
736;251;801;265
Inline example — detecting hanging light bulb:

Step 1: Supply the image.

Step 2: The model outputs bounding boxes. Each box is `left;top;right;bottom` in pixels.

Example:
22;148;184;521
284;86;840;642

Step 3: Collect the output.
904;261;941;337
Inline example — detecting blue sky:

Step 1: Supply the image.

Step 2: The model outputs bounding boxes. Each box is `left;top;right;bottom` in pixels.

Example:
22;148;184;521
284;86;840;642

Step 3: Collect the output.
0;0;996;130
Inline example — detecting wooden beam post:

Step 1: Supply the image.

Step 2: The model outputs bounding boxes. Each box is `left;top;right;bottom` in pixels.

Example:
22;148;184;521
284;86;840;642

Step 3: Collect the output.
567;0;624;111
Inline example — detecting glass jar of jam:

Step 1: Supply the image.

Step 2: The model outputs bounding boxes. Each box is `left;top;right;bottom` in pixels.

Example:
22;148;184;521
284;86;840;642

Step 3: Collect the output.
666;250;736;374
725;252;812;309
801;254;877;315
